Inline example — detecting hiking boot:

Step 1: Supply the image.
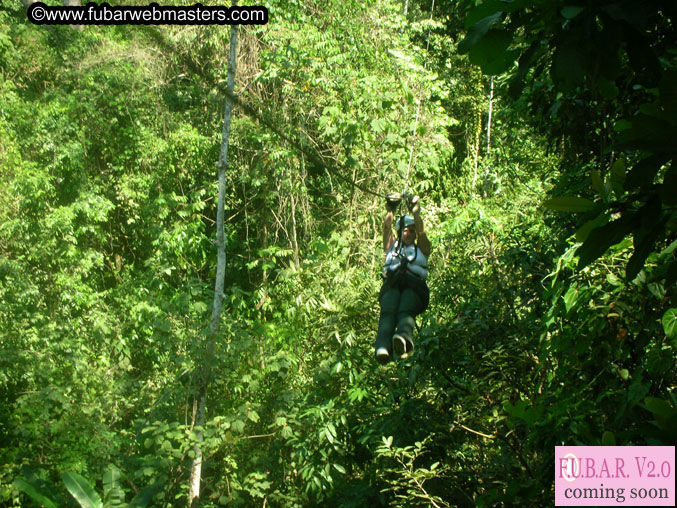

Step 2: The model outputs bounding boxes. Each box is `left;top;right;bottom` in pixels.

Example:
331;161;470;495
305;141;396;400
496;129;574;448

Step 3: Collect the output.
393;334;414;359
392;334;407;358
375;347;391;364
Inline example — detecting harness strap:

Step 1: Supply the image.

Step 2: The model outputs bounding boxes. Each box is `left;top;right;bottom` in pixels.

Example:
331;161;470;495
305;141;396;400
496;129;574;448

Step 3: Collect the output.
396;214;405;256
385;242;420;279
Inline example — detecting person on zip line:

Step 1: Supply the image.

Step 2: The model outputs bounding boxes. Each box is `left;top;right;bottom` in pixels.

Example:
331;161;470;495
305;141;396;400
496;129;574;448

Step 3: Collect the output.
375;193;431;364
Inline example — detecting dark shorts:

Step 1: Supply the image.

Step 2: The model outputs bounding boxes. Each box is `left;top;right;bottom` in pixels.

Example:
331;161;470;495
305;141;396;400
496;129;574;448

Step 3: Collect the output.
379;272;429;315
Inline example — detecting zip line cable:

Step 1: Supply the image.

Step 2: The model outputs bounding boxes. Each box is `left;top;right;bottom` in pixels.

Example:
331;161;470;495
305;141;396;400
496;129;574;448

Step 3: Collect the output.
141;23;383;197
392;0;436;255
222;1;437;203
403;0;436;197
222;89;388;199
154;5;437;203
138;26;366;197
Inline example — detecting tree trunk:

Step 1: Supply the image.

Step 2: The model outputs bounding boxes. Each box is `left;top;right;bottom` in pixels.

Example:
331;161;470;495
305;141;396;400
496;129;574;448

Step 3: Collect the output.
188;23;238;508
469;106;482;192
290;183;300;268
63;0;83;29
486;76;494;154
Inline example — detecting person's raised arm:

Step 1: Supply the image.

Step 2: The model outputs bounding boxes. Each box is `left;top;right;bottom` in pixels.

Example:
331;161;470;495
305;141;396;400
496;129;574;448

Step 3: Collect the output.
383;193;400;252
409;195;431;256
383;210;394;252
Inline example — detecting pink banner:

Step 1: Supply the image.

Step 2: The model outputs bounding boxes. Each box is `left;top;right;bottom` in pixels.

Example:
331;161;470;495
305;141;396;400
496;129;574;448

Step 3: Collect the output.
555;446;675;506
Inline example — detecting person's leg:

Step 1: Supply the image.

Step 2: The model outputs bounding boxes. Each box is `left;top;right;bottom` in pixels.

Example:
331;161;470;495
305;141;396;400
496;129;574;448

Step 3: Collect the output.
393;287;422;355
375;285;401;362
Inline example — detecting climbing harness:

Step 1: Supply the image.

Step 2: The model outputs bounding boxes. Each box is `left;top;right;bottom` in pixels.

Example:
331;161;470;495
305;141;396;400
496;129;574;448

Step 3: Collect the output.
383;195;426;281
384;241;428;280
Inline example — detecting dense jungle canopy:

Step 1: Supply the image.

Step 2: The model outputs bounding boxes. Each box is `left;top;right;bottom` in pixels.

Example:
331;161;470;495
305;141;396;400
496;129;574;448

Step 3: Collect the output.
1;0;676;506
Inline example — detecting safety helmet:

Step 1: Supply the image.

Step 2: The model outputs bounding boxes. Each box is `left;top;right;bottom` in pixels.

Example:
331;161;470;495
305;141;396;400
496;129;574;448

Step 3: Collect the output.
395;215;415;230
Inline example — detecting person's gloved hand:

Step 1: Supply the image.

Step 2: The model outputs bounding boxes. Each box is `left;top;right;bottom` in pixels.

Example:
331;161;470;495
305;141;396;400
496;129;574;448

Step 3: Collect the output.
385;192;402;212
408;195;420;215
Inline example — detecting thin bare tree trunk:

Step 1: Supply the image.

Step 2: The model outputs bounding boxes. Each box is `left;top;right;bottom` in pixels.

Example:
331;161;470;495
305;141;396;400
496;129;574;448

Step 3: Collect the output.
469;109;481;192
63;0;83;29
290;186;300;268
188;23;238;508
486;76;494;154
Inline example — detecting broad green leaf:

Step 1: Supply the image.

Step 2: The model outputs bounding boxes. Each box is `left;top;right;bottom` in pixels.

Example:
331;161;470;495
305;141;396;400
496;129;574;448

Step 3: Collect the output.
333;463;346;474
577;213;636;268
464;0;528;27
591;169;606;200
616;114;677;153
627;220;665;280
458;13;502;54
575;214;610;242
543;196;595;212
644;397;675;418
614;119;632;132
129;483;162;508
624;154;669;191
465;1;503;28
552;42;586;90
662;308;677;338
370;118;386;134
602;431;616;445
103;466;124;508
508;41;539;97
627;197;663;280
13;478;59;508
62;472;103;508
563;285;578;313
468;30;516;75
561;6;584;19
609;159;626;197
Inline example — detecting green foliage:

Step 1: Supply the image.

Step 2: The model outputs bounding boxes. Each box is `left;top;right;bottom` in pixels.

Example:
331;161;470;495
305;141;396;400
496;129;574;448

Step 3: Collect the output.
62;472;104;508
15;466;157;508
13;477;59;508
1;1;675;507
457;0;677;281
376;435;450;507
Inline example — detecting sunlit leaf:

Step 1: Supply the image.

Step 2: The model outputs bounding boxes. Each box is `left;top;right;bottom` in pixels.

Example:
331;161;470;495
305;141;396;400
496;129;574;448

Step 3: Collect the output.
62;472;103;508
103;466;124;508
543;196;595;212
662;308;677;338
563;285;579;313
